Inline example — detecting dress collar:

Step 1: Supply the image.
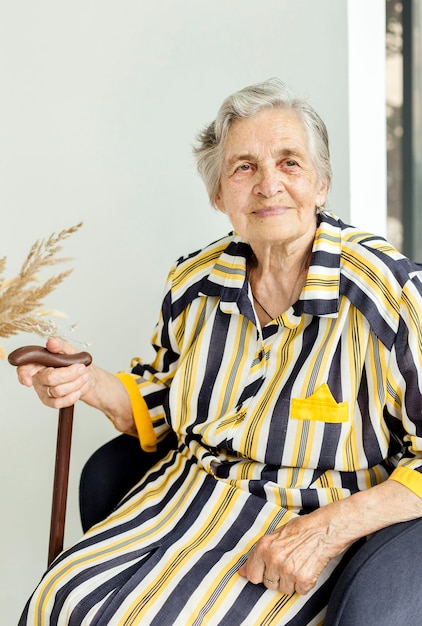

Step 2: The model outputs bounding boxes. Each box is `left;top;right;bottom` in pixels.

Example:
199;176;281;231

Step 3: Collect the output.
200;212;342;320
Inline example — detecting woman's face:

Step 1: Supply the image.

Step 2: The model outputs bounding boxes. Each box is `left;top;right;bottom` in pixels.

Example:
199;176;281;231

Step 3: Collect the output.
215;108;328;251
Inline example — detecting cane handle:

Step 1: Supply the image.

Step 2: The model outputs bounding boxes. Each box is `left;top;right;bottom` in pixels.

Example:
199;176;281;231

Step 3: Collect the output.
8;345;92;368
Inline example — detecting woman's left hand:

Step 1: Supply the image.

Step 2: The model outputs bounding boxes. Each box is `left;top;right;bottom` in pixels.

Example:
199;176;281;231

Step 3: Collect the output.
238;509;349;595
238;479;422;595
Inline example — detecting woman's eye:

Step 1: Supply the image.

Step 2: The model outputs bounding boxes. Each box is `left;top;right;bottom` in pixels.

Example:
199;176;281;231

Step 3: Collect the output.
285;160;298;167
237;164;251;171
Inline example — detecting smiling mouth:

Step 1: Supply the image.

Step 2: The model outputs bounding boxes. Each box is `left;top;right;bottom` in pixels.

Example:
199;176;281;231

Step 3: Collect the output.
253;206;291;216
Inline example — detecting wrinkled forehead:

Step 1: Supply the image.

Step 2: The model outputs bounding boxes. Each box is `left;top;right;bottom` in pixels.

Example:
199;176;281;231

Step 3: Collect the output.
222;108;312;164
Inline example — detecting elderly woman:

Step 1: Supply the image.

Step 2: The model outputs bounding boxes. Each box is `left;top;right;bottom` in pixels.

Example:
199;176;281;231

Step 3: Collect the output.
17;79;422;625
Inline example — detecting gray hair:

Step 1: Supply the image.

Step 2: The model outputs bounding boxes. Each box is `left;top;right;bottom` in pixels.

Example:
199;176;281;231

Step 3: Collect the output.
193;78;332;207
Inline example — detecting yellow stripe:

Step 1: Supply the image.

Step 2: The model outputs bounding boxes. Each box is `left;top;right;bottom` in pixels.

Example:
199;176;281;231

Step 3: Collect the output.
343;308;365;471
114;373;157;452
367;334;390;449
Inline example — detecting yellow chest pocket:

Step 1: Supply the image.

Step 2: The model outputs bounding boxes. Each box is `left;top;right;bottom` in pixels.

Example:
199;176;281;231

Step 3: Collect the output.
291;383;349;423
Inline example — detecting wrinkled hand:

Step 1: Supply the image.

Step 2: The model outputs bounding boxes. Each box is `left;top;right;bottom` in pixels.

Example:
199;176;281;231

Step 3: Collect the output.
238;510;350;595
16;337;91;409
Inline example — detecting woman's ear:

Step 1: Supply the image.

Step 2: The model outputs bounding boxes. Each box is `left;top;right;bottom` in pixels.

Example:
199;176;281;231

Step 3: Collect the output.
214;193;226;214
316;181;328;209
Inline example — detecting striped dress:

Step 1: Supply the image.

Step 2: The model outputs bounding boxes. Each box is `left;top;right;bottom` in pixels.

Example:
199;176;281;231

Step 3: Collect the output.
20;212;422;625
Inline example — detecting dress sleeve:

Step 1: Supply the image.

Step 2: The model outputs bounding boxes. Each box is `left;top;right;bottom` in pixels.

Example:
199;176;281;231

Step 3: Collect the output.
120;264;184;450
387;274;422;497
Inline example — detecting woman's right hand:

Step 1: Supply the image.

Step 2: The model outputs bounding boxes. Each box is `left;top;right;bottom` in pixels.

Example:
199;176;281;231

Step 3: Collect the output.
16;336;137;435
16;337;91;409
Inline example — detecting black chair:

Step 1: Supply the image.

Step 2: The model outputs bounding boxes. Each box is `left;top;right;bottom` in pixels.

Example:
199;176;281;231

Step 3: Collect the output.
79;435;422;625
79;432;177;532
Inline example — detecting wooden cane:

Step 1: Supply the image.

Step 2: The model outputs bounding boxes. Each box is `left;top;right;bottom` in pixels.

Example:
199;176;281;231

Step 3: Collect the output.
8;345;92;565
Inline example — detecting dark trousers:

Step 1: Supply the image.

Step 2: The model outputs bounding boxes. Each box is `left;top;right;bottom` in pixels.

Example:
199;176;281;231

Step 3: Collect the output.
325;515;422;625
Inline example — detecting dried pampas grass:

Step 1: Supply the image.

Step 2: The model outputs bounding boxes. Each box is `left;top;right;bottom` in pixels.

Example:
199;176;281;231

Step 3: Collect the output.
0;223;83;358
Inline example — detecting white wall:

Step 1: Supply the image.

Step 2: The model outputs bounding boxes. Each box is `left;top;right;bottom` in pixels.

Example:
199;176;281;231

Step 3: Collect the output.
0;1;384;621
348;0;387;235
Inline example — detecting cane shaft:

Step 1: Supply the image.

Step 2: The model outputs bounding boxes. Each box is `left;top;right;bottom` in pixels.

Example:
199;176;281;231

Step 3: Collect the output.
48;405;74;565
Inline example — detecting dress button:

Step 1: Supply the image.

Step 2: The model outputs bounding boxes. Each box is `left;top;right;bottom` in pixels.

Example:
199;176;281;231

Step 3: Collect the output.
210;460;221;476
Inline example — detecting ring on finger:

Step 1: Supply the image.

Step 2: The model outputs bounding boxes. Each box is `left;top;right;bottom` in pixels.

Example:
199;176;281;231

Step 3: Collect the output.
47;387;53;398
264;577;279;585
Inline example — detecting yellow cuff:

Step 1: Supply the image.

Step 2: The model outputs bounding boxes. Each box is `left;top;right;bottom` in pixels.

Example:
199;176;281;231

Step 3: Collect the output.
114;372;157;452
388;465;422;498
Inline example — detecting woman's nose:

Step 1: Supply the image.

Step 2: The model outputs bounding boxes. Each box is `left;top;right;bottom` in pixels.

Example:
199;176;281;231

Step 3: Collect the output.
253;167;285;198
